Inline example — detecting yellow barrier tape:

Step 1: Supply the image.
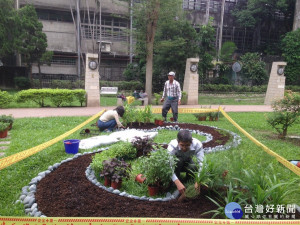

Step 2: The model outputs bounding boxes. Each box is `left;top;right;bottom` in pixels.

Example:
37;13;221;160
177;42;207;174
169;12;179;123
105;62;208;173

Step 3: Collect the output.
219;107;300;176
151;108;219;114
1;216;298;225
0;110;106;171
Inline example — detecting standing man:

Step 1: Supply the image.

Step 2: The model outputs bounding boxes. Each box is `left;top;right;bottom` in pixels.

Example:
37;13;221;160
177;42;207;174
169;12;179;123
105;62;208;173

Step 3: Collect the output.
161;71;182;122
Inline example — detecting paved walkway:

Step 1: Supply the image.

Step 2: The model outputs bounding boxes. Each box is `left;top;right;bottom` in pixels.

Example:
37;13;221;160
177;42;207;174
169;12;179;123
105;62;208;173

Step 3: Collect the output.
1;105;273;118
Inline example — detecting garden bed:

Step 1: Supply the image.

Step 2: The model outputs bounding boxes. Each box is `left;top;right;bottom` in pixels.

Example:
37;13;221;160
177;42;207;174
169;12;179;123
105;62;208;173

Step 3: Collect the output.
32;122;299;219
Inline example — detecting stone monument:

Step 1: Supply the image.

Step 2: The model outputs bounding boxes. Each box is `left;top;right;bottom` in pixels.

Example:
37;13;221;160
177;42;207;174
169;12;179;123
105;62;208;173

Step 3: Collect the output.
85;53;100;107
183;58;200;105
264;62;287;105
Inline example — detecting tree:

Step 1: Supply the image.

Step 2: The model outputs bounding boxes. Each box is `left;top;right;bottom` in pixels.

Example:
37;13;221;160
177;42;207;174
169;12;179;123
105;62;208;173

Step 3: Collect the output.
198;18;216;84
239;52;267;86
281;28;300;85
37;51;53;76
232;0;294;53
0;0;16;60
266;91;300;138
133;0;197;94
15;5;48;80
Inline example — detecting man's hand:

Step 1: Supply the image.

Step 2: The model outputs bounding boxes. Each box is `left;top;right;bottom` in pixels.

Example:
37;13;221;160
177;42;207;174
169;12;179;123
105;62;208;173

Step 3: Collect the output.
160;97;164;103
178;99;181;105
174;179;185;194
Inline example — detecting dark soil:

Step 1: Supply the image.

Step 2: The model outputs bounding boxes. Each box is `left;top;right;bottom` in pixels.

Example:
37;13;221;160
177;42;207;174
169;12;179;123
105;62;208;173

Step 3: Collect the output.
35;123;299;219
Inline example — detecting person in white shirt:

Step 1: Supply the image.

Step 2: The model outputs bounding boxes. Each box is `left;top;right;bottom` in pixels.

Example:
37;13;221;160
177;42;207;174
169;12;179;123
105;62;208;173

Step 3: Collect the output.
160;71;182;122
97;106;125;132
167;130;204;194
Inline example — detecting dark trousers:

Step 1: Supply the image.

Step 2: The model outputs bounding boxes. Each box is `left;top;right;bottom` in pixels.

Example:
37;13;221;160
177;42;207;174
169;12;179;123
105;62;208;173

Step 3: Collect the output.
162;97;178;121
97;119;117;131
175;157;197;180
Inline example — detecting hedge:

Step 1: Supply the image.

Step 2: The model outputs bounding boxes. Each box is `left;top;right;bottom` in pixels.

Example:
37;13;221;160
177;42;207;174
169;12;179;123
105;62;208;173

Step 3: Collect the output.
0;90;14;108
15;89;86;107
100;80;144;91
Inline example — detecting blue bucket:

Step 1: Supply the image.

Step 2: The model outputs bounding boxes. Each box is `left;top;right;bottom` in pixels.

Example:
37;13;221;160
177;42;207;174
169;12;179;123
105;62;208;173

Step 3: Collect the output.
64;139;80;154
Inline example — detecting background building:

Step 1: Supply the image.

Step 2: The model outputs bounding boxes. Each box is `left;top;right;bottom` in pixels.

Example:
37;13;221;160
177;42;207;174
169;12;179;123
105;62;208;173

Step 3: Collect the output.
14;0;295;84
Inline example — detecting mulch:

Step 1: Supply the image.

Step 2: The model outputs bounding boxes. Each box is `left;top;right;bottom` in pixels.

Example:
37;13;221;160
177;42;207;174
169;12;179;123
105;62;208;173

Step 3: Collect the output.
35;122;299;219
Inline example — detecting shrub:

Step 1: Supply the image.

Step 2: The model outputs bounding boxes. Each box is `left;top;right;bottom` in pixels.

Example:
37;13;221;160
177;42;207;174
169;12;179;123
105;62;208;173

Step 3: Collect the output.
108;141;137;160
72;89;86;106
0;122;10;132
14;77;31;89
0;114;14;124
49;89;74;107
100;158;131;182
138;146;178;187
51;80;72;89
266;91;300;138
15;89;86;107
0;90;13;108
16;89;49;107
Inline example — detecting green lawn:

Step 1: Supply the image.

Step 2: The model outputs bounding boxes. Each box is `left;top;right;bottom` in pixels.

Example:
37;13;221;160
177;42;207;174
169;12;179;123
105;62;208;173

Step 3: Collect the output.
3;91;265;108
0;112;299;216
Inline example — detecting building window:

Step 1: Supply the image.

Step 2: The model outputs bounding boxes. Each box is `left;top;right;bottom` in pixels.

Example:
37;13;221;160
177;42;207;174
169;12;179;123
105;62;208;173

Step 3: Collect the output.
51;55;77;65
183;0;202;11
36;9;73;23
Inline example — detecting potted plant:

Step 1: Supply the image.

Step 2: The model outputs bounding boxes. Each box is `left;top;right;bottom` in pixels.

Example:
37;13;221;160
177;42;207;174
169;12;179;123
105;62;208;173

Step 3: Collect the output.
0;115;14;130
193;113;208;121
209;112;219;121
100;158;131;189
0;122;10;138
138;146;178;196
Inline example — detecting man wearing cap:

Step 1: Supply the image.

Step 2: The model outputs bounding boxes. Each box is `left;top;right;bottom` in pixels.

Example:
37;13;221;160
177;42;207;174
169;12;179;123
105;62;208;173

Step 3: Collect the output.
160;71;182;122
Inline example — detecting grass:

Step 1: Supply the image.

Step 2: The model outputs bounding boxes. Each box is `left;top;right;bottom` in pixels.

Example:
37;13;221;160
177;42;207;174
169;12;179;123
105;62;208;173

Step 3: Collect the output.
0;112;299;216
2;91;265;108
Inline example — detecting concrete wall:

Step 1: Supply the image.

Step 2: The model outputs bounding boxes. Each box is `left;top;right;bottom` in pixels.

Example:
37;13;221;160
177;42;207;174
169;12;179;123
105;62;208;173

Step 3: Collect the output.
20;0;128;15
32;65;77;75
81;40;128;55
41;21;76;53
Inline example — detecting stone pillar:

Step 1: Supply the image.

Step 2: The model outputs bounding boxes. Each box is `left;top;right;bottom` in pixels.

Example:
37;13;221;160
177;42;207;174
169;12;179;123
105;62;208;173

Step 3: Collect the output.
264;62;286;105
85;53;100;107
183;58;199;105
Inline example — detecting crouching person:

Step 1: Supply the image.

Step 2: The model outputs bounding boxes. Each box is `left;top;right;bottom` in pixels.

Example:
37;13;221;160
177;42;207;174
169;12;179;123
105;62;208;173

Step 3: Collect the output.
97;106;125;132
167;130;204;194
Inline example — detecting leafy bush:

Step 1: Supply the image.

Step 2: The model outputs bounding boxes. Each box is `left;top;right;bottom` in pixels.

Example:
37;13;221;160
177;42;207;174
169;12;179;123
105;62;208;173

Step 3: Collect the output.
100;80;144;91
0;122;10;132
100;158;131;183
200;84;267;93
16;89;49;107
266;91;300;138
0;90;13;108
51;80;72;89
138;146;178;187
0;114;14;124
49;89;74;107
72;89;86;106
15;89;86;107
14;77;31;89
108;141;137;160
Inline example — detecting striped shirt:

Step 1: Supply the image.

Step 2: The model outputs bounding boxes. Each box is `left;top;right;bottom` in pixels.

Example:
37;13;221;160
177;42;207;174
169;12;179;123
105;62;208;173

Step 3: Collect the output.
162;80;182;100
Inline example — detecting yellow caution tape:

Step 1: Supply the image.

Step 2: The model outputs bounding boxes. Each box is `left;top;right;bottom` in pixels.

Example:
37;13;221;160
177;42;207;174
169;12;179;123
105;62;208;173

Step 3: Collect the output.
0;110;106;171
1;216;297;225
152;108;218;114
219;107;300;176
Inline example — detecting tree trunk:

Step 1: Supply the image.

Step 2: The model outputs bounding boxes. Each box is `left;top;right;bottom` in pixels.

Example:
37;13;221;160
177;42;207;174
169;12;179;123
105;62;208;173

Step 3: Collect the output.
145;0;160;104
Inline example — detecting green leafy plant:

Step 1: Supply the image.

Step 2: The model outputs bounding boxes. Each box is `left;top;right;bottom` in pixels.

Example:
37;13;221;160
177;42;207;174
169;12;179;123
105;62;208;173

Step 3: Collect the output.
131;136;154;157
0;122;9;132
100;158;131;183
108;141;137;160
266;91;300;138
14;77;31;90
138;146;178;187
0;90;14;108
193;113;209;121
0;114;14;124
202;182;246;219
